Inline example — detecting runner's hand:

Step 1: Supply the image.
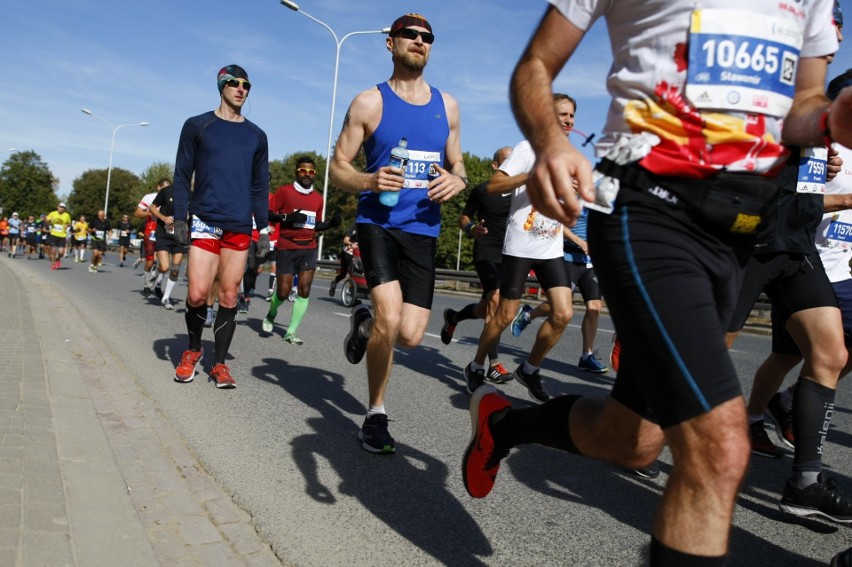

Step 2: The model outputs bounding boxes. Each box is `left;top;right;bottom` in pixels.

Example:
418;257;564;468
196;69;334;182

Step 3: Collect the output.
174;220;189;246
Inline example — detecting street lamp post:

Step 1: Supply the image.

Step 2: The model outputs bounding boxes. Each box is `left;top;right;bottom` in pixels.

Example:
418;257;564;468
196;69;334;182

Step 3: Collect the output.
281;0;389;259
81;109;149;218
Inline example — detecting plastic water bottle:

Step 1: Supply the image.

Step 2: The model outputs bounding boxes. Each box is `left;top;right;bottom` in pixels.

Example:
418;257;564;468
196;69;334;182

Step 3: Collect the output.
380;138;408;207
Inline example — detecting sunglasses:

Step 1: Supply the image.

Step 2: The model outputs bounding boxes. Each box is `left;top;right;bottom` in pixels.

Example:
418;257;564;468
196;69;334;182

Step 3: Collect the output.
297;168;316;176
225;78;252;91
392;28;435;44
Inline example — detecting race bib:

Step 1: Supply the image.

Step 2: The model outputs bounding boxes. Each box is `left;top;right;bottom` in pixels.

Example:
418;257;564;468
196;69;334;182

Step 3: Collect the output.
402;150;442;190
796;147;827;194
825;215;852;250
190;215;223;240
687;9;803;117
292;210;316;230
95;230;105;239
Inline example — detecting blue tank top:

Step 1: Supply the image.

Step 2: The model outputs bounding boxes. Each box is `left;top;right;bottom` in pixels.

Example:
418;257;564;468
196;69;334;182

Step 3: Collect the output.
357;82;449;237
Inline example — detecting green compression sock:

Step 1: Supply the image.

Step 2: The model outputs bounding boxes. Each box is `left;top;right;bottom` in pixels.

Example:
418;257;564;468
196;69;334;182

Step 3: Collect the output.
288;296;309;335
267;291;285;321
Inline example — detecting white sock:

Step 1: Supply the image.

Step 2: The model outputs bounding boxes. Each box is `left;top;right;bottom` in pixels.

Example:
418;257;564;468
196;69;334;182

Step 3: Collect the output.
163;278;177;301
367;405;386;417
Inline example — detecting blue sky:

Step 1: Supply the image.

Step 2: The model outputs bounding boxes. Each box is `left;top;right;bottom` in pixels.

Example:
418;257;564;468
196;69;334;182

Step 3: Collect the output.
3;0;850;200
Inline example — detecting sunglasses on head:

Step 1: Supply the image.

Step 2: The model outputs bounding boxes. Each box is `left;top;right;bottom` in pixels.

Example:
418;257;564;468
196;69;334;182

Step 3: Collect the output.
225;78;252;91
392;28;434;44
297;168;316;176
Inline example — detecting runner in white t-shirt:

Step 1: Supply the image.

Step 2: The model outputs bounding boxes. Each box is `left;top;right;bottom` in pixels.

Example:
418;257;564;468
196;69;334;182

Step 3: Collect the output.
461;94;575;404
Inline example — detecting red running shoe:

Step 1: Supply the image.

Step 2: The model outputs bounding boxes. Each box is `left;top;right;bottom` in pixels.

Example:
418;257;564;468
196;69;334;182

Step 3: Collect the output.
211;363;236;389
610;334;621;373
174;349;203;383
462;385;512;498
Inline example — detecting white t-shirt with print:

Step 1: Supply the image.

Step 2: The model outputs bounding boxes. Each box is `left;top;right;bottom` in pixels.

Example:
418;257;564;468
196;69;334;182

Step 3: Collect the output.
549;0;838;178
815;144;852;283
500;140;564;260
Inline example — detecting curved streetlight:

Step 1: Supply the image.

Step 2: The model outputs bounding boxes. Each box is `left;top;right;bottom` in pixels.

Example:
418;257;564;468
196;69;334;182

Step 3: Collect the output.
81;108;149;218
281;0;389;259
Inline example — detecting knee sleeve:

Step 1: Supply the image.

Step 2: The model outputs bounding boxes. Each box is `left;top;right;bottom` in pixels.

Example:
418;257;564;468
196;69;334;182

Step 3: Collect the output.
169;264;181;281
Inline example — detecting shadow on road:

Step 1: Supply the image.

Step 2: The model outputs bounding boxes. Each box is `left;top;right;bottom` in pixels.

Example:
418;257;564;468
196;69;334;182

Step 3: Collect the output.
252;357;494;566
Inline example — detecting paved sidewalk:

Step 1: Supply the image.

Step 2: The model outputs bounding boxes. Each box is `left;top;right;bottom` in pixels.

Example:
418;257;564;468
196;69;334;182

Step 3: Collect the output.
0;261;282;566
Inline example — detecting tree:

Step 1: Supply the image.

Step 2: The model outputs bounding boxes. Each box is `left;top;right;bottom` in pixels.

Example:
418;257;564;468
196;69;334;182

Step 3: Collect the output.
67;168;141;224
0;150;59;218
139;162;174;195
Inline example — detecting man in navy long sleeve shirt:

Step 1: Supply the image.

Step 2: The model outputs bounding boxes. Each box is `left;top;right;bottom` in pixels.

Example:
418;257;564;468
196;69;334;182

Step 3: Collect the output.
172;64;270;389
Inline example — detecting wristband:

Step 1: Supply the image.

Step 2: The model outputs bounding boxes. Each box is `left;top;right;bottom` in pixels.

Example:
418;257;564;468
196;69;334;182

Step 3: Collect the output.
820;106;833;148
465;222;474;236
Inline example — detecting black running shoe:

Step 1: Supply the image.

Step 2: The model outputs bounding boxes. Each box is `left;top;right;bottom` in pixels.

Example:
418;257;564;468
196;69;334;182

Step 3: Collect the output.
779;473;852;523
632;461;660;479
344;305;372;364
750;420;783;459
463;363;486;395
513;366;551;404
358;414;395;454
766;392;795;449
155;286;164;299
441;308;457;345
486;363;513;384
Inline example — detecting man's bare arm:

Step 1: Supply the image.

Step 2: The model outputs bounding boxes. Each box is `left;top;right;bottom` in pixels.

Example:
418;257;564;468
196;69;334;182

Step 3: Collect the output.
329;90;404;195
510;6;591;226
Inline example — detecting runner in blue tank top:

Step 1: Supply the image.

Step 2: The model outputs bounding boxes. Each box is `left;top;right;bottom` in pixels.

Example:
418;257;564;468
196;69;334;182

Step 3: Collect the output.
330;13;467;454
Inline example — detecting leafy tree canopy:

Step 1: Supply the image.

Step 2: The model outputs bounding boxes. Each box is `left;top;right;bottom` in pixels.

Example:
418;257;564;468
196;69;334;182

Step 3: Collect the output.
0;150;59;218
67;168;141;225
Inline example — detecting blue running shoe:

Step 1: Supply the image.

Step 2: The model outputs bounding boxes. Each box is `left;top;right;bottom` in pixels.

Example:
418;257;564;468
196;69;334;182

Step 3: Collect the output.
511;304;533;337
578;351;609;374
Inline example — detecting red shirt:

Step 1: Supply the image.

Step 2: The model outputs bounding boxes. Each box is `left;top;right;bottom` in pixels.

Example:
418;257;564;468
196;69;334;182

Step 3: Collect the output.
269;184;323;251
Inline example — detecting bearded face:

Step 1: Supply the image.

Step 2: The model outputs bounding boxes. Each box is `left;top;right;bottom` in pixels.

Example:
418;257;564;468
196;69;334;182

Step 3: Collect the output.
389;30;431;71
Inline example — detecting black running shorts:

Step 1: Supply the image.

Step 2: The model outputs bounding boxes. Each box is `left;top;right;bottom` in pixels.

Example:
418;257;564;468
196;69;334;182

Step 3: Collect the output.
588;184;752;428
500;255;570;300
275;248;318;275
356;223;436;309
474;258;502;295
566;261;602;302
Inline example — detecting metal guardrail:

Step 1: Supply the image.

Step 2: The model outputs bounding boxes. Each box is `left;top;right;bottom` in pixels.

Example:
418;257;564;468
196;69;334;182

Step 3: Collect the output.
316;259;771;325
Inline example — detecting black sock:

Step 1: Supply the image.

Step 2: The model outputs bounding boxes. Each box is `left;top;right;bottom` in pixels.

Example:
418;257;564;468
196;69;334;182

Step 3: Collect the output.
185;303;207;351
455;303;479;323
792;377;836;477
488;341;500;363
650;536;727;566
243;270;257;294
490;395;582;453
213;306;238;364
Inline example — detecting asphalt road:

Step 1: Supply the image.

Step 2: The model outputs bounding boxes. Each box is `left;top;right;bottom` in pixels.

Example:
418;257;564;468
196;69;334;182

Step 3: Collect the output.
8;252;852;566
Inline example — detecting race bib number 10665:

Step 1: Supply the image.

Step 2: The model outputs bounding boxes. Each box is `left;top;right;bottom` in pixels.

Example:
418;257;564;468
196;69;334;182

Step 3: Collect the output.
686;10;804;117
